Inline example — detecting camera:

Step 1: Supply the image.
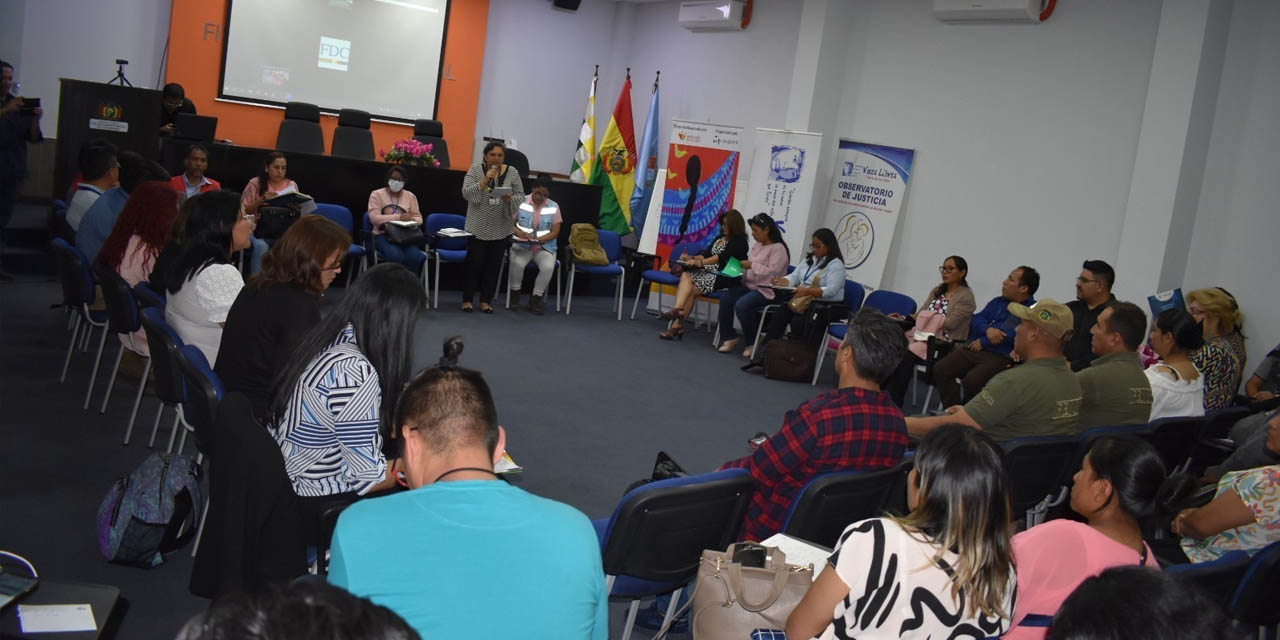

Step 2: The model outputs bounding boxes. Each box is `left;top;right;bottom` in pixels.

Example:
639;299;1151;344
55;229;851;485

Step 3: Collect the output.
116;59;129;65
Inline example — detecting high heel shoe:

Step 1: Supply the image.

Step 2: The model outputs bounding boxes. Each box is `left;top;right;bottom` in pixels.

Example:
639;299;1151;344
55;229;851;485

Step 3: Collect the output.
658;324;686;341
659;308;687;321
717;338;741;353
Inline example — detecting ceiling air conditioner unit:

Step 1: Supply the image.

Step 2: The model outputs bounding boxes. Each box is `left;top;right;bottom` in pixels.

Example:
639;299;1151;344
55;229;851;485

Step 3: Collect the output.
933;0;1043;24
678;1;745;32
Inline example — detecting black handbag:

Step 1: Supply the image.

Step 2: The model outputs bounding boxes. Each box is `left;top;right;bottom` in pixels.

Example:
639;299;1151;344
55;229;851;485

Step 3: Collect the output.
256;206;298;240
383;222;426;245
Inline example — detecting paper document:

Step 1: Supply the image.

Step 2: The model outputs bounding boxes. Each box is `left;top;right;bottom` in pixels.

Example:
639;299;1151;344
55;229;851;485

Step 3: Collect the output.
18;604;98;633
760;533;832;581
386;220;420;227
495;452;522;474
437;227;473;238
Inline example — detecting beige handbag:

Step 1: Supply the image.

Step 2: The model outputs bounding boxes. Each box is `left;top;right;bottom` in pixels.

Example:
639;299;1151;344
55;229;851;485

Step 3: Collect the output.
787;266;826;314
655;543;815;640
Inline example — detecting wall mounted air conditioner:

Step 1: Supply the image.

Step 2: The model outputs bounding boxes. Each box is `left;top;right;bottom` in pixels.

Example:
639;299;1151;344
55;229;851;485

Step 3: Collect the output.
678;1;746;32
933;0;1044;24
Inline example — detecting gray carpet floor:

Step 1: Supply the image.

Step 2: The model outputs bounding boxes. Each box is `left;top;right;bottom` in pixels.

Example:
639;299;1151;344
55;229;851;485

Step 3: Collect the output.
0;267;884;639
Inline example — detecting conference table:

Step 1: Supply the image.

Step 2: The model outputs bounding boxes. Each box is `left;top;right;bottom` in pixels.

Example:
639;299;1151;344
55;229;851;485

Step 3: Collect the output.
159;140;603;249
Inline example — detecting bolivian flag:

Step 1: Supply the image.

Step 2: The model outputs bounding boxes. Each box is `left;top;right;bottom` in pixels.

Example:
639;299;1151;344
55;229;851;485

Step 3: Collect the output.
590;73;637;235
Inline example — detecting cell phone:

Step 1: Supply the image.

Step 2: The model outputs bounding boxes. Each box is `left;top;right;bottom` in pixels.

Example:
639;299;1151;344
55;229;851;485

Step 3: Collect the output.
19;97;39;116
748;432;769;447
732;543;768;568
0;570;38;610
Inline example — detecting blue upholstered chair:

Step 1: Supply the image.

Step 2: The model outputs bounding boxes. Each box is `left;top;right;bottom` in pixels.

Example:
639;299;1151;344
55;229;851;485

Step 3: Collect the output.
425;213;468;309
565;228;626;320
314;202;366;286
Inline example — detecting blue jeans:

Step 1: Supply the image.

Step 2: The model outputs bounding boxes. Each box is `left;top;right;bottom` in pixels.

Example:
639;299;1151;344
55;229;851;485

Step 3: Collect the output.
249;236;270;275
374;235;427;274
724;288;770;343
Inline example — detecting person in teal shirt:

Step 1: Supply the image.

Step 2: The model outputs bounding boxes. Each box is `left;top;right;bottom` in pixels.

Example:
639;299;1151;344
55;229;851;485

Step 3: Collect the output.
328;337;607;640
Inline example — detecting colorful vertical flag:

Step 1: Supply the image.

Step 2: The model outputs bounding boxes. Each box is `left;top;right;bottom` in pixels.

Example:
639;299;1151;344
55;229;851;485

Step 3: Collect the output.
629;72;660;239
589;71;637;234
569;67;597;184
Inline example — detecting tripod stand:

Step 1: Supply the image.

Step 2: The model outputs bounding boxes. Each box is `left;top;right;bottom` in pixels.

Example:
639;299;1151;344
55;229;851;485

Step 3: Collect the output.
107;60;132;87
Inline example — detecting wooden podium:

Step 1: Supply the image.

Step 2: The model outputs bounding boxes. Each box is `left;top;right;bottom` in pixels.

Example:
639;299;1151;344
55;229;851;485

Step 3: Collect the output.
52;79;161;199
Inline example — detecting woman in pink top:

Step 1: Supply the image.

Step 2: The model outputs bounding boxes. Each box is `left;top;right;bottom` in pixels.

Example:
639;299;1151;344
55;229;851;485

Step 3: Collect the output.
240;151;298;274
714;213;790;357
367;164;425;275
95;181;180;357
1007;436;1192;638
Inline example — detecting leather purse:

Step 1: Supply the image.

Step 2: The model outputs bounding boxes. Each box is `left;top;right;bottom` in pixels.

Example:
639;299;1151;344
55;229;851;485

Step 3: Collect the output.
654;543;814;640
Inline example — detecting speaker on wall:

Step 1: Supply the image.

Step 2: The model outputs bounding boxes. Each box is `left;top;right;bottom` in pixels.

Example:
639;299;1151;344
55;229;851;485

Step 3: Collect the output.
552;0;582;10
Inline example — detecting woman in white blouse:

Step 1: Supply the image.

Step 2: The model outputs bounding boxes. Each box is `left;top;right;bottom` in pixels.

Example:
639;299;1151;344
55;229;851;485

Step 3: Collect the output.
1145;308;1206;421
163;191;252;367
786;424;1017;639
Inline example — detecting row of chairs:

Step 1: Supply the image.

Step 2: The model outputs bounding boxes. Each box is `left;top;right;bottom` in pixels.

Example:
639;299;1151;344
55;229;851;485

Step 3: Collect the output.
595;457;1279;639
277;102;451;167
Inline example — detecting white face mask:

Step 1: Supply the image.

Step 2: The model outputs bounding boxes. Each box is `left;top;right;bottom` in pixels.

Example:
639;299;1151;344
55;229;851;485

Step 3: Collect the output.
388;179;405;193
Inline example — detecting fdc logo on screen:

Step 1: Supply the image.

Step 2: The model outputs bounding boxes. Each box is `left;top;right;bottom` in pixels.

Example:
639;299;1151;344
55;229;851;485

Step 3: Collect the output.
318;36;351;71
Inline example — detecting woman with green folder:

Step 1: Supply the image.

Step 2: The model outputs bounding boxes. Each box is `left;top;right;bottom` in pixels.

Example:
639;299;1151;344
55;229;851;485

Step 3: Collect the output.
658;209;749;341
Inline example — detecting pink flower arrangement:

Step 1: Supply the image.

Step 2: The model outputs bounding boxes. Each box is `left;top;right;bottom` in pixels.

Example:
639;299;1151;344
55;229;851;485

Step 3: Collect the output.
382;138;442;167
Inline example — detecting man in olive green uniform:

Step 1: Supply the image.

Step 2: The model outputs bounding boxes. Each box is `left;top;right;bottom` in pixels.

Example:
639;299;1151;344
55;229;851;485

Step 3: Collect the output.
907;298;1082;441
1076;301;1153;429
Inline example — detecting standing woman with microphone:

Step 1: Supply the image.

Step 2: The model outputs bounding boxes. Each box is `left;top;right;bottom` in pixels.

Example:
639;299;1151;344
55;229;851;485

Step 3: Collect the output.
460;141;524;313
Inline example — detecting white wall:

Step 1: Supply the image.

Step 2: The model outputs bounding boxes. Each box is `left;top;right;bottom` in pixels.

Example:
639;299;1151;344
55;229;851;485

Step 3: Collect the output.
834;0;1164;306
18;0;172;137
472;0;621;171
473;0;802;174
0;0;25;72
1185;0;1280;374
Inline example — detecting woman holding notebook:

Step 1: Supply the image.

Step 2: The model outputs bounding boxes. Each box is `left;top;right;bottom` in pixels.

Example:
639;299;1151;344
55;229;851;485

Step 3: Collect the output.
658;209;749;341
368;164;426;276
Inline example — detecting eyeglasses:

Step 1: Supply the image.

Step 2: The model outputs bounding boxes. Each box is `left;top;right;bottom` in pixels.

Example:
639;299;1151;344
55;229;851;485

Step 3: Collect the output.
1076;277;1102;285
322;261;343;272
938;266;958;273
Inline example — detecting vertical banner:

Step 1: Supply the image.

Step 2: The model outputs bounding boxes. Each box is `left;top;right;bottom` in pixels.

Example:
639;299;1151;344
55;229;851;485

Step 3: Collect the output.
638;119;744;262
824;140;915;289
742;128;823;265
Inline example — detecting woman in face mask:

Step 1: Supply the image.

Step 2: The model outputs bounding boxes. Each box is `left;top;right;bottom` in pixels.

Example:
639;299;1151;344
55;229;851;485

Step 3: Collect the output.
367;164;426;276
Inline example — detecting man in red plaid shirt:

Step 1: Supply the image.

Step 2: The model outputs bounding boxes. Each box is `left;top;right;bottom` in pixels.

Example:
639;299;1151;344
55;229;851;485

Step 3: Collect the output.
723;308;910;542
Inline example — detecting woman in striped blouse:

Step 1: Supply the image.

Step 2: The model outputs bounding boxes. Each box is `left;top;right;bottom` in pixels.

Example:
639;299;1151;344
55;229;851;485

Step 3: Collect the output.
267;263;426;509
460;141;524;313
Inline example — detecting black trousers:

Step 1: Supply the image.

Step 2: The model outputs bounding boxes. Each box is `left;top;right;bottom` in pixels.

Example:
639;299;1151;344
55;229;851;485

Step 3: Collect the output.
462;237;510;304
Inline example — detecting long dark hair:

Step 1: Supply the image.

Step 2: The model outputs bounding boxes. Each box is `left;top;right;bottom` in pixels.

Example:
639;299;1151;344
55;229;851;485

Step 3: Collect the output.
267;263;426;438
163;190;240;294
256;151;286;198
805;227;844;268
931;255;970;299
1084;436;1195;519
896;424;1015;619
749;213;789;262
1153;308;1204;352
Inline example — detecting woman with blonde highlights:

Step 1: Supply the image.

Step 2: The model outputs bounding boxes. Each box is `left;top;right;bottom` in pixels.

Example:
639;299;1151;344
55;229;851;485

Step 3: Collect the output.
786;424;1016;639
1186;287;1246;410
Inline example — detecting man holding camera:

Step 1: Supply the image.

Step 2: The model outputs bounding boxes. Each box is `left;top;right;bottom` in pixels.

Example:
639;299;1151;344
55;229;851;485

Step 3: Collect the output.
0;59;43;282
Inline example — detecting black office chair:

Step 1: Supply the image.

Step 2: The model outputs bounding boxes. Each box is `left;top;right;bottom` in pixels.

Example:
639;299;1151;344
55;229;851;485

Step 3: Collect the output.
504;147;530;185
1142;416;1207;473
1002;435;1079;529
276;102;325;155
412;119;450;167
779;459;912;548
189;392;306;597
331;108;374;160
593;468;754;640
